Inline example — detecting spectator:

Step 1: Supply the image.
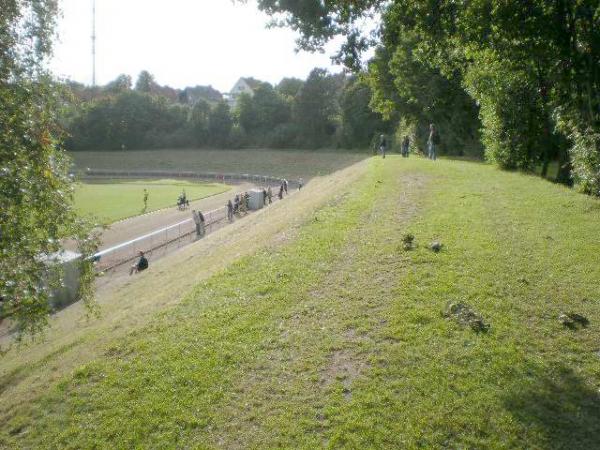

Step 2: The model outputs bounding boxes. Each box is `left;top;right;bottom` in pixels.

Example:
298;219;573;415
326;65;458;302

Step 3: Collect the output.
143;189;149;212
283;179;288;194
227;199;234;221
298;178;304;190
267;186;273;204
192;210;205;237
428;123;440;160
129;251;148;275
379;134;387;158
402;136;410;158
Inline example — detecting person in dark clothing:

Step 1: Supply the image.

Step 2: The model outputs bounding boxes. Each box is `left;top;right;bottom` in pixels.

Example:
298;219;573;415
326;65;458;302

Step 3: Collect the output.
227;199;234;221
129;251;148;275
233;195;240;214
379;134;387;158
198;210;205;236
402;136;410;157
278;184;284;199
267;186;273;204
262;188;267;206
428;123;440;160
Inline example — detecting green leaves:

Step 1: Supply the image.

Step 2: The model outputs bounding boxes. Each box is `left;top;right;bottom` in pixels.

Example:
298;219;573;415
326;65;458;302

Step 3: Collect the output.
0;1;97;344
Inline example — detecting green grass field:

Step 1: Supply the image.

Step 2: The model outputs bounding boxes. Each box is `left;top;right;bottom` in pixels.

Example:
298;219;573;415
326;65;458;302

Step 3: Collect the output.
74;179;230;223
69;148;369;179
2;157;600;448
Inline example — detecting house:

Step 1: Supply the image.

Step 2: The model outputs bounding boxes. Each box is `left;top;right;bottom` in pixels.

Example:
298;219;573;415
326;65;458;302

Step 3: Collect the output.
225;77;263;109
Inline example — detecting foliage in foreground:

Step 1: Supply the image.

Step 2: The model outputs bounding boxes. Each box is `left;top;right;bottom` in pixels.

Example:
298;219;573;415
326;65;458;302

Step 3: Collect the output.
2;158;599;448
0;0;96;341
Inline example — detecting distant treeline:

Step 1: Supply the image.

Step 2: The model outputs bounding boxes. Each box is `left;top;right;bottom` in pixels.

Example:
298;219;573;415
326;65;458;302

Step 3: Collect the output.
61;69;383;151
61;69;484;157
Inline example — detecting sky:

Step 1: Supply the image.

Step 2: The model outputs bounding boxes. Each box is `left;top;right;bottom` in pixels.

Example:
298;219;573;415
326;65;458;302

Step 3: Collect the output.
50;0;344;92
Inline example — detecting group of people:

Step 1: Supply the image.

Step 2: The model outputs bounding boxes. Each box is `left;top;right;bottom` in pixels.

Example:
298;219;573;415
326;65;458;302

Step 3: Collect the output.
231;192;250;217
377;123;440;160
130;177;307;276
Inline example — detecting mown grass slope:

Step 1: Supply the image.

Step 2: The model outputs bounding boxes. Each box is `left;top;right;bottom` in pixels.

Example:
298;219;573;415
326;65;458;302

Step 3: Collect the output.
69;148;368;179
75;179;230;223
2;157;599;448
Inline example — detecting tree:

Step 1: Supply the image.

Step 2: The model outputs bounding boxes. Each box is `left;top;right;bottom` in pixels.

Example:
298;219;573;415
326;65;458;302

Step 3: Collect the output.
294;68;340;147
237;84;291;136
277;77;304;98
254;0;600;192
340;77;390;149
135;70;156;93
0;0;96;341
106;74;132;94
208;102;233;146
189;99;211;145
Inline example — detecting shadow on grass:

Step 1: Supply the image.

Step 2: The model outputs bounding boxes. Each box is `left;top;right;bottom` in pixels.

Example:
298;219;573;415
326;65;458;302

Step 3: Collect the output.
503;364;600;449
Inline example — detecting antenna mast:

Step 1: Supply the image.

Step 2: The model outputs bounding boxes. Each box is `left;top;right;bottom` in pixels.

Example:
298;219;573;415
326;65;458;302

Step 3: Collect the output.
92;0;96;87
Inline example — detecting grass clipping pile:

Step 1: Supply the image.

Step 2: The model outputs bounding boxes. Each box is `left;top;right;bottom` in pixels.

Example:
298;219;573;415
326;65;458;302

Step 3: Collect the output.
443;301;489;333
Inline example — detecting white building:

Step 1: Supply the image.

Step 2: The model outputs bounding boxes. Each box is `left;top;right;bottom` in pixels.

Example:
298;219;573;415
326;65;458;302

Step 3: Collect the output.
224;77;262;109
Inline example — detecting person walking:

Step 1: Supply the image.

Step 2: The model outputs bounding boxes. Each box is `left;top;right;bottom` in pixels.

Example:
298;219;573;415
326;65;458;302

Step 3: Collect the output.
379;134;387;158
267;186;273;204
298;178;304;190
198;210;205;237
283;179;288;194
402;136;410;157
142;189;149;212
428;124;439;161
278;184;284;200
192;210;202;238
227;199;234;222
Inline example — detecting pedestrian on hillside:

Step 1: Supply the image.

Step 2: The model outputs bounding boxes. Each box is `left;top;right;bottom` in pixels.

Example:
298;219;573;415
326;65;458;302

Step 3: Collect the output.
428;124;439;161
283;179;288;194
402;136;410;158
278;184;284;200
298;178;304;190
227;199;234;222
129;251;148;275
198;210;205;237
143;189;149;212
234;194;240;214
262;188;267;206
379;134;387;159
267;186;273;204
192;210;202;238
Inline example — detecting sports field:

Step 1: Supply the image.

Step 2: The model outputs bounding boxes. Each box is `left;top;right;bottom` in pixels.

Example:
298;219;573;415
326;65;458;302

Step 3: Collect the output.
74;179;230;223
69;148;369;179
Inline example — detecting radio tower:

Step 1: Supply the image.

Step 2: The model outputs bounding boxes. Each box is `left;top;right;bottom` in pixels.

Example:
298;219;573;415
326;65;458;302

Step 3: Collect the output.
91;0;96;87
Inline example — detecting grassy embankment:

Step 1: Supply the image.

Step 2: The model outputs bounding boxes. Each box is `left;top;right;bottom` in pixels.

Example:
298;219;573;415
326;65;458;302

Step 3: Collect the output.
2;157;600;448
69;148;369;179
74;179;230;223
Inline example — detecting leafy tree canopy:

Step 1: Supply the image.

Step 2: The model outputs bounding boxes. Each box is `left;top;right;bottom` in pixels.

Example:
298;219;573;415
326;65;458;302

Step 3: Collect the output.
0;0;97;342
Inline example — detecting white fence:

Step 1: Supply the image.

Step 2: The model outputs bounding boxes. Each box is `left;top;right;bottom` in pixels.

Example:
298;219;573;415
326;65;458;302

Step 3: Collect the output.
87;170;298;272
